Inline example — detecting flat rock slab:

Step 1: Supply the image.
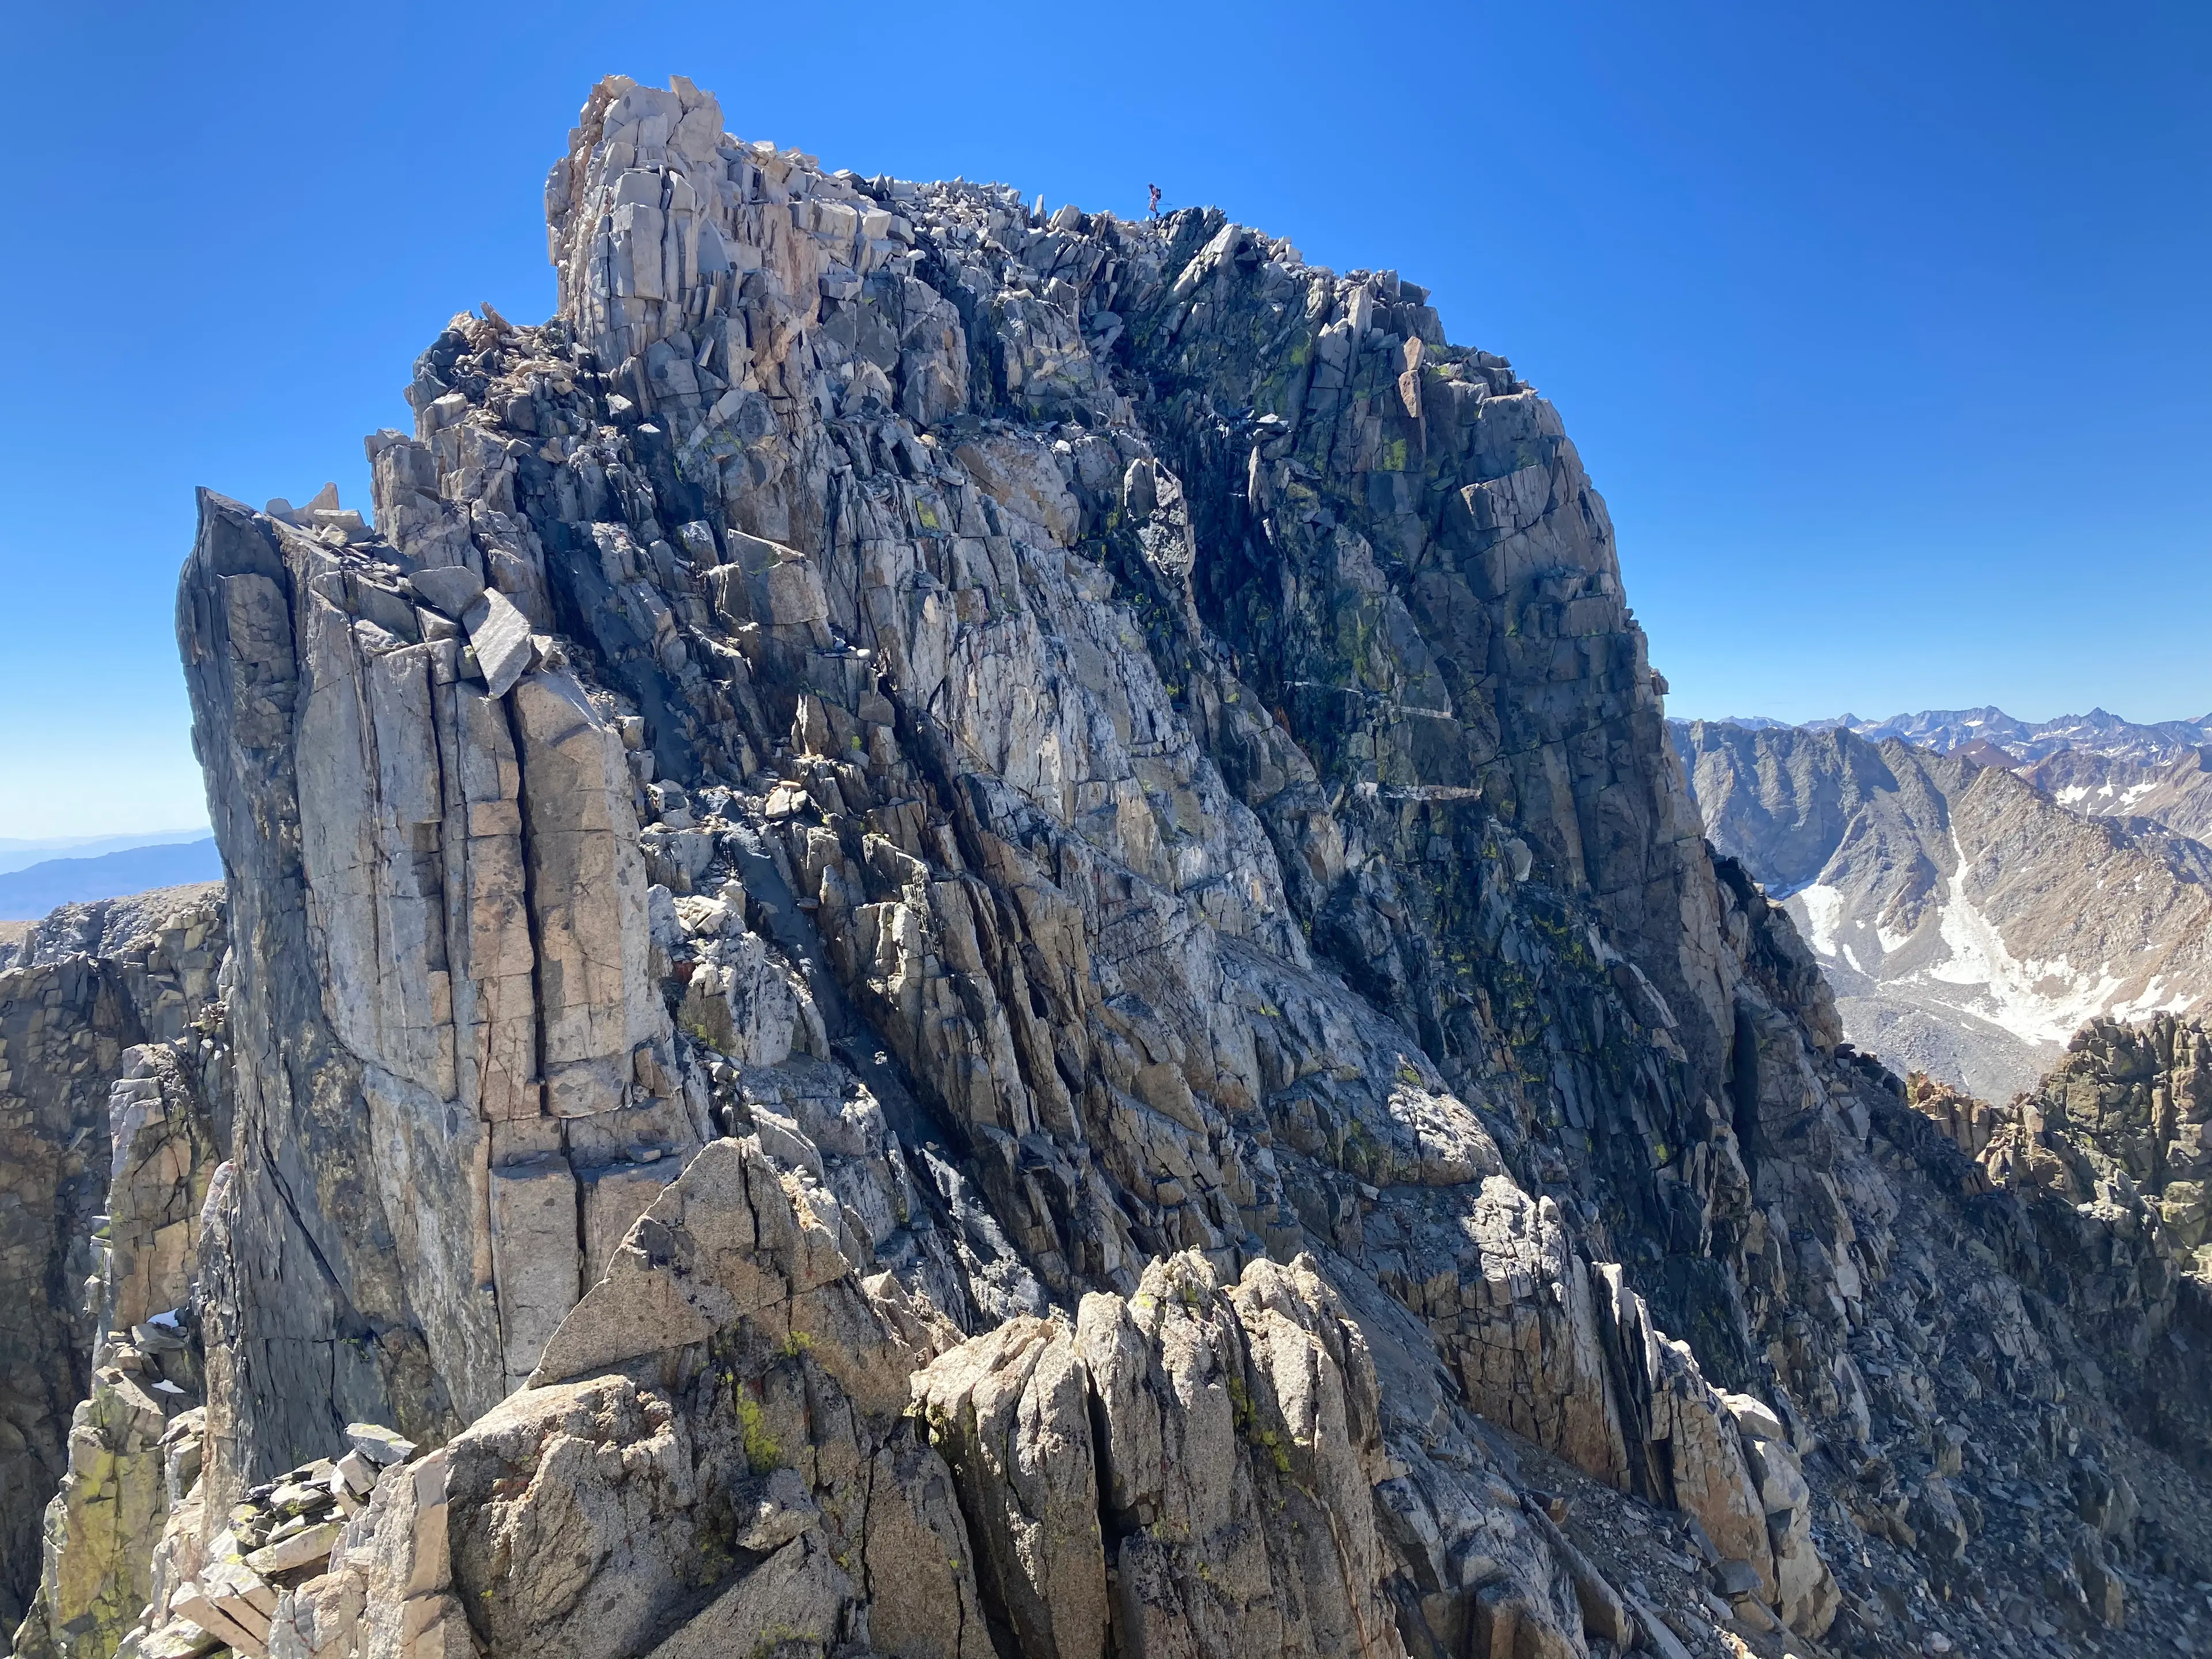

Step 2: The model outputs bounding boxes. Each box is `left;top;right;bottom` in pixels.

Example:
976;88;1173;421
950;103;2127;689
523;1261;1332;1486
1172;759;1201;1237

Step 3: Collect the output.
411;563;487;618
465;588;536;698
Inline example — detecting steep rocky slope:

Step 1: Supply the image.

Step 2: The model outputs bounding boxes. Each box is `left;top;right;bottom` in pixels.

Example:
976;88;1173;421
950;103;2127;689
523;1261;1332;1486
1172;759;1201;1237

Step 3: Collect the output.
2021;745;2212;847
1907;1012;2212;1293
1902;1013;2212;1517
12;73;2212;1659
1676;719;2212;1099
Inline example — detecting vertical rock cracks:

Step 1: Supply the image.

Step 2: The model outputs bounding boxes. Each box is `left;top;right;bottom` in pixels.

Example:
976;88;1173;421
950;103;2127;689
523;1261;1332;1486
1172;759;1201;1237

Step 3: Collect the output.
13;70;2212;1659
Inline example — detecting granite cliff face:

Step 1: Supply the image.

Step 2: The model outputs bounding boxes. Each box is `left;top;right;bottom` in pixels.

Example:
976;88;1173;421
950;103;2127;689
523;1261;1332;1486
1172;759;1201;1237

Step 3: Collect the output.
1675;719;2212;1100
12;73;2212;1659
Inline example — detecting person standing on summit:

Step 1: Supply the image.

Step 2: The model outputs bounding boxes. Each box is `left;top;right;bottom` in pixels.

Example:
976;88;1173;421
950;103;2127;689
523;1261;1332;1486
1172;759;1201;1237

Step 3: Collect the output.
1148;182;1162;219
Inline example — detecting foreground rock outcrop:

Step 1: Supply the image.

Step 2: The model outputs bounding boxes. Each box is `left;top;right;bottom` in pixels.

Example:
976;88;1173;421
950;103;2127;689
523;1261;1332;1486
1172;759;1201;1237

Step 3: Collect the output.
12;73;2212;1659
1906;1014;2212;1415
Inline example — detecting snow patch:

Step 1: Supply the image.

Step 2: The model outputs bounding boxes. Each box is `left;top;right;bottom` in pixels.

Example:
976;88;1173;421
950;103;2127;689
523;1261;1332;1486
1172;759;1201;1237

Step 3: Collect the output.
1796;884;1843;958
1916;830;2130;1044
2109;976;2196;1021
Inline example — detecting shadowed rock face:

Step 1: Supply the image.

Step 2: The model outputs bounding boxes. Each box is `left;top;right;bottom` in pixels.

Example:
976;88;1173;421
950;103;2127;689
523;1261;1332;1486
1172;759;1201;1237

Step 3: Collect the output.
15;70;2212;1659
1906;1015;2212;1383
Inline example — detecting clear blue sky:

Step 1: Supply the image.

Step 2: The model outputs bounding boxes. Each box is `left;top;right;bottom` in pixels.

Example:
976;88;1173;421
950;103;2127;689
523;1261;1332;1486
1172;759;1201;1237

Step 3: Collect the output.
3;0;2206;837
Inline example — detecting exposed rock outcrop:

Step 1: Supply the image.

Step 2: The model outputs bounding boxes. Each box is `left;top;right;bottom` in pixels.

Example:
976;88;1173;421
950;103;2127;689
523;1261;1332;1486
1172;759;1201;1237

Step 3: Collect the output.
0;890;225;1641
11;1039;223;1659
1906;1016;2212;1412
13;72;2212;1659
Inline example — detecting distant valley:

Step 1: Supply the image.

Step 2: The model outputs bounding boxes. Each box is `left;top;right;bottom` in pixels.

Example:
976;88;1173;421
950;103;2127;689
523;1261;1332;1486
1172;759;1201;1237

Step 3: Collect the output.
1675;707;2212;1099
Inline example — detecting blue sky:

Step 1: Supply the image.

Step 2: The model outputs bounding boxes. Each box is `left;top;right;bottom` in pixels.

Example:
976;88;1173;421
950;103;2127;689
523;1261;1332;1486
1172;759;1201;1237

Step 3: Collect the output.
2;0;2206;836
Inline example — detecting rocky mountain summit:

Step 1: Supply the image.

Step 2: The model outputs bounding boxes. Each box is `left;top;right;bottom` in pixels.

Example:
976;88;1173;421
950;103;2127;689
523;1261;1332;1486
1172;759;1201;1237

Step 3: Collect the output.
1675;719;2212;1100
10;73;2212;1659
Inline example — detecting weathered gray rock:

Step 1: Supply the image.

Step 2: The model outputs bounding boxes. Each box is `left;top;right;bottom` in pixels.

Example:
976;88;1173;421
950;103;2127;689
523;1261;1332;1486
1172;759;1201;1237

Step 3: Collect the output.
463;588;536;698
341;1426;415;1469
12;66;2182;1659
912;1317;1105;1659
1072;1252;1414;1659
177;491;695;1491
1903;1016;2212;1441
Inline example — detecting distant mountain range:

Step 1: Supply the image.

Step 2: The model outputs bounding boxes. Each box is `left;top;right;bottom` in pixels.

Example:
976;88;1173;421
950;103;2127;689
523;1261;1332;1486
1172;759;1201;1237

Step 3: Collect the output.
1673;709;2212;1099
0;838;224;921
0;828;213;877
1802;706;2212;766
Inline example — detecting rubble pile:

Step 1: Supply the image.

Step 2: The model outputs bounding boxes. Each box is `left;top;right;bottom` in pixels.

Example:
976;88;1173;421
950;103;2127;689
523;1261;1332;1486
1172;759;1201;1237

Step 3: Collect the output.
153;1427;415;1659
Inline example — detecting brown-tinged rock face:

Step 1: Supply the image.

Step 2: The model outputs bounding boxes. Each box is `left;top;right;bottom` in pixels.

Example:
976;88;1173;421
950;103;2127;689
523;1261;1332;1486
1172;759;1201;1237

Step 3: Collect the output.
15;70;2212;1659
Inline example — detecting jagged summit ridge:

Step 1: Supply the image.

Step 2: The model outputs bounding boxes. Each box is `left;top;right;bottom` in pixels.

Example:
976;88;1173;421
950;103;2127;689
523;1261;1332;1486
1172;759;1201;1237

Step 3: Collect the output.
1779;706;2212;767
153;68;1819;1656
9;72;2212;1659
